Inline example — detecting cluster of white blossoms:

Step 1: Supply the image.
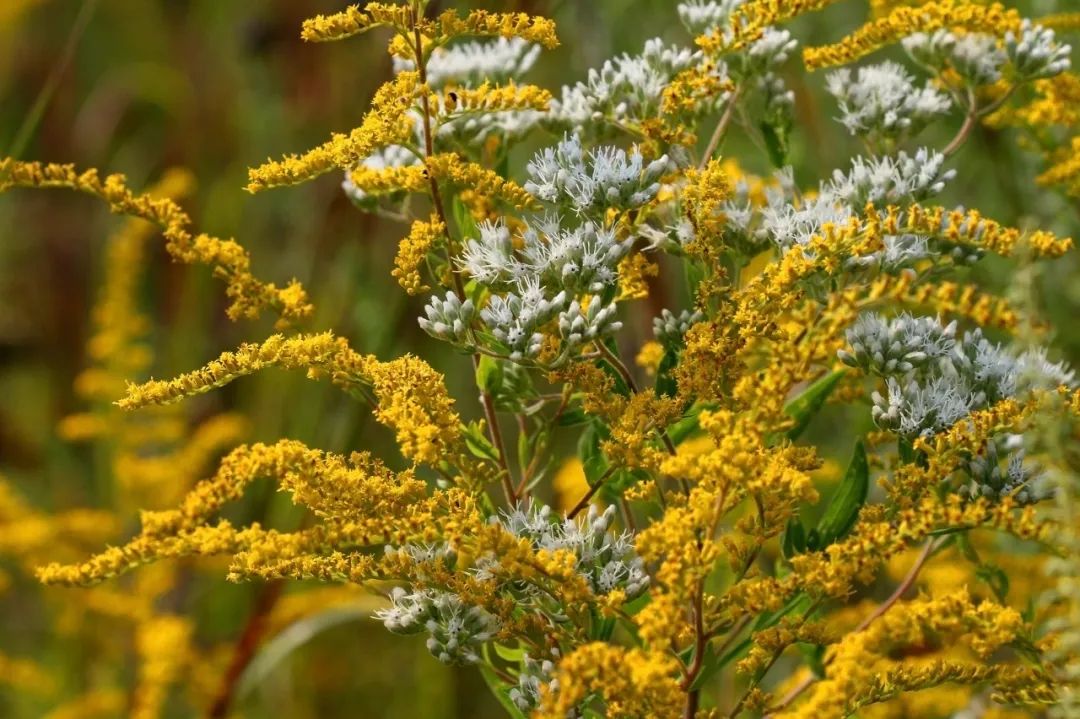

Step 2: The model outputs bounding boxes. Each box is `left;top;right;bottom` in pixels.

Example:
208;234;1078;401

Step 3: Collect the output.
524;134;671;217
826;61;952;140
496;503;650;599
841;312;1076;502
550;38;704;128
654;308;705;350
393;36;541;87
376;585;501;665
436;134;673;363
904;19;1070;86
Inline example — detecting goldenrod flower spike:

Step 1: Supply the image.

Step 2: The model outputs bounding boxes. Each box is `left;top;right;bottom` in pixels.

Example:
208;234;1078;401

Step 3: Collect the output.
246;72;419;192
438;10;559;49
301;3;416;43
393;214;443;295
117;332;361;409
1039;12;1080;32
697;0;842;54
131;616;192;719
424;153;538;209
804;1;1024;70
0;159;312;322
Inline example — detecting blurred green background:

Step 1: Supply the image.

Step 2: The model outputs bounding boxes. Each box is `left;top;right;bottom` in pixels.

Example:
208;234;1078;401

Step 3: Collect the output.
0;1;1078;716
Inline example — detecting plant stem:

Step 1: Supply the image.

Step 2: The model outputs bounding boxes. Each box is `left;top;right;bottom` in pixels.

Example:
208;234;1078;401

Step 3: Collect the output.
207;581;285;719
765;538;938;715
699;86;743;171
411;16;516;506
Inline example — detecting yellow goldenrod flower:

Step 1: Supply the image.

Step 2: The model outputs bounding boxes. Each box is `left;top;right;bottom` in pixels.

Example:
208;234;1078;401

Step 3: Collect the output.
42;690;127;719
131;615;192;719
1037;135;1080;198
538;643;683;718
0;651;53;694
616;253;659;301
424;153;537;209
1038;12;1080;32
300;2;416;43
246;72;419;192
803;1;1024;71
393;214;444;295
438;81;551;116
0;159;311;322
438;10;559;49
345;163;429;197
698;0;844;54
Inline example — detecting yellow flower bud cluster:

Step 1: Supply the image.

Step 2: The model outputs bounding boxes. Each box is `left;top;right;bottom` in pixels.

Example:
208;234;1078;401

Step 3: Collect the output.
0;159;311;322
246;71;419;192
393;214;444;295
803;1;1024;70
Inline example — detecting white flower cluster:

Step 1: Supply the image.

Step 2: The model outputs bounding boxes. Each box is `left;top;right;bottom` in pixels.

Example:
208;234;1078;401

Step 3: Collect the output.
654;308;705;349
498;502;650;598
478;280;566;361
524;134;671;216
839;313;957;376
551;38;706;127
821;148;955;207
676;0;742;35
826;61;952;140
393;37;541;87
510;653;562;714
418;292;476;345
1005;20;1072;81
375;586;500;665
841;313;1076;446
963;440;1048;505
904;21;1070;86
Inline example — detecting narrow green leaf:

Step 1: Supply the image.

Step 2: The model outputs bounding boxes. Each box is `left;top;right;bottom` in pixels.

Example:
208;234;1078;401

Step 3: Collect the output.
784;370;845;440
493;643;525;663
478;664;527;719
815;439;869;548
655;348;679;398
782;517;807;559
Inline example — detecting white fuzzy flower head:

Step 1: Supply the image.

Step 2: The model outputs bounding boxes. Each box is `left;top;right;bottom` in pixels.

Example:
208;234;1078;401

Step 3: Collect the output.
822;148;956;207
1006;20;1072;81
826;61;952;139
525;134;671;216
677;0;744;35
551;38;705;127
394;37;541;87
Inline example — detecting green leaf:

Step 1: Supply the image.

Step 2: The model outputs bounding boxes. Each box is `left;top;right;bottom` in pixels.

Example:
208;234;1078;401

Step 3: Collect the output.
452;196;480;241
784;370;845;440
464;421;500;462
493;643;525;663
478;664;527;719
782;517;807;559
557;407;590;427
760;120;790;169
797;643;826;679
476;355;503;394
655;348;679;398
815;439;869;548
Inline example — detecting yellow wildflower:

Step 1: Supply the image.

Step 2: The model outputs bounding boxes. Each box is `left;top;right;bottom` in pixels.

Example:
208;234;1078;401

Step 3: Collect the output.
0;159;310;322
803;1;1024;71
246;71;419;192
616;253;659;301
132;615;192;719
300;2;416;43
438;10;559;49
392;214;443;295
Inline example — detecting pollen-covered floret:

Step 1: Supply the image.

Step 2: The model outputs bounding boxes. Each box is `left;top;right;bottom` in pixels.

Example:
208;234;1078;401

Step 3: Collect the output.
826;61;952;139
